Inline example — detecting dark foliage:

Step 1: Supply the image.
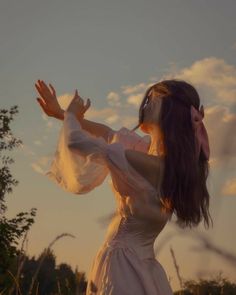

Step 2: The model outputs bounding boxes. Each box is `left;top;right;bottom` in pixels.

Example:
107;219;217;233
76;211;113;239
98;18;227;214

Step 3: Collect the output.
0;106;37;287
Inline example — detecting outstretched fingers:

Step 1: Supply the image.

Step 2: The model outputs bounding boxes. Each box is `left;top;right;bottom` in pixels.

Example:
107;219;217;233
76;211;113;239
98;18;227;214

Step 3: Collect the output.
36;97;47;111
84;98;91;111
35;83;44;98
49;83;56;96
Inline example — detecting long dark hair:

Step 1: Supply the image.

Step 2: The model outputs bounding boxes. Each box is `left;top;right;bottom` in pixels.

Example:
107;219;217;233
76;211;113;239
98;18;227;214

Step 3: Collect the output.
132;79;212;229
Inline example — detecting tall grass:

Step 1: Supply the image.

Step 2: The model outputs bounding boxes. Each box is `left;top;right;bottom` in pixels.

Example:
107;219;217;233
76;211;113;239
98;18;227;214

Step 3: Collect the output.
170;246;183;291
6;232;75;295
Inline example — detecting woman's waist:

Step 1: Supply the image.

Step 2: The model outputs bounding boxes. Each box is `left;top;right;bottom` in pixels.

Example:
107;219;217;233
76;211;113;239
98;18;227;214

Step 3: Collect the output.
102;236;156;260
103;214;158;258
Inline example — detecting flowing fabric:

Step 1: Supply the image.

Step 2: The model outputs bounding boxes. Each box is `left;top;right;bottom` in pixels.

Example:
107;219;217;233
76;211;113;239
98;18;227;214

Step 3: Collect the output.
45;111;173;295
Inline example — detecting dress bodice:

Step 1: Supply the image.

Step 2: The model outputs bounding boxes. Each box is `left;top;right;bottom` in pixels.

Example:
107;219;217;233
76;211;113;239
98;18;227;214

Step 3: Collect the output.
102;212;167;260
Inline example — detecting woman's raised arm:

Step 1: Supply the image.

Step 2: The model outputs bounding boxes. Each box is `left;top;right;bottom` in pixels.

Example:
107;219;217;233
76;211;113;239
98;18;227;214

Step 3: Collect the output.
35;79;114;143
57;109;114;143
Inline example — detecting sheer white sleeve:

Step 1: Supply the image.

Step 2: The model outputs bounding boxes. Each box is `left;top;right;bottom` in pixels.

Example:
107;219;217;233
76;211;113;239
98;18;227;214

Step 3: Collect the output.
45;111;110;194
107;126;151;152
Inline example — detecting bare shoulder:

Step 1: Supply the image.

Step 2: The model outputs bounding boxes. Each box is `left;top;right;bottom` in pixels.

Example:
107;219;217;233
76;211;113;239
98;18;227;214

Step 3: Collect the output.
124;149;162;185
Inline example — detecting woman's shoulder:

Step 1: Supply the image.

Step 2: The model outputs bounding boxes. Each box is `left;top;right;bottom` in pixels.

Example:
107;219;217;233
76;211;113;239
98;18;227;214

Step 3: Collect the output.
107;126;151;152
124;149;164;190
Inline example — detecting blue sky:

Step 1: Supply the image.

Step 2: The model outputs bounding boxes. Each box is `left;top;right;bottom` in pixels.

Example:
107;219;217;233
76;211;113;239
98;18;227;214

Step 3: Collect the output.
1;0;236;291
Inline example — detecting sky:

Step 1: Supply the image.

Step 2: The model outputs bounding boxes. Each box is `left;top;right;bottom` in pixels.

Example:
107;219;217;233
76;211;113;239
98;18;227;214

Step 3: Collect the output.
1;0;236;292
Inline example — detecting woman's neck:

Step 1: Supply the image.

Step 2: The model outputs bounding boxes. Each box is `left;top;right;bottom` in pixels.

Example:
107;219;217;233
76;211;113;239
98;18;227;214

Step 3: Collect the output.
147;126;166;157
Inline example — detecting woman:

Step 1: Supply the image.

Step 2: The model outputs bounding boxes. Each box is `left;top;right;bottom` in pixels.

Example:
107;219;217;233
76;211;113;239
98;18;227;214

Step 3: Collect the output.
35;79;212;294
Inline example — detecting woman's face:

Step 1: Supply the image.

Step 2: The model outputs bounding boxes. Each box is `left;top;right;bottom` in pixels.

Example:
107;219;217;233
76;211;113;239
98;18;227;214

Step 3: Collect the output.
140;89;162;134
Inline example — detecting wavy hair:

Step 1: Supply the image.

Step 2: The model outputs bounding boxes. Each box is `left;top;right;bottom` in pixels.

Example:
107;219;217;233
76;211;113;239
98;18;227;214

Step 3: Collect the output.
132;79;212;229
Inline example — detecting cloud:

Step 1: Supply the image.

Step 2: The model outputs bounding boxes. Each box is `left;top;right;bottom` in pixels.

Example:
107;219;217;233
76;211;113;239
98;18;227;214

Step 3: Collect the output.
208;157;221;168
105;114;120;124
58;93;122;123
121;59;234;108
38;156;51;166
45;121;52;129
33;140;42;146
85;105;138;128
57;93;73;110
106;92;121;107
58;92;92;110
57;91;139;128
86;107;119;120
19;143;36;157
204;105;236;160
41;113;48;121
221;178;236;196
121;82;155;109
31;163;45;174
41;113;54;129
31;156;51;174
122;116;138;127
127;93;144;108
174;57;236;105
121;82;149;95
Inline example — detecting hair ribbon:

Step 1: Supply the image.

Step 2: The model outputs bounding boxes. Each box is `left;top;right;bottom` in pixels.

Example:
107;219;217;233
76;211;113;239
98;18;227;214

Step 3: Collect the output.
190;105;210;160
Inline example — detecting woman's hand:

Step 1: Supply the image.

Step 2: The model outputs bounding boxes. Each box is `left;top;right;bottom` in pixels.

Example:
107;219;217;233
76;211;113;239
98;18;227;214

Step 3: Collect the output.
66;89;91;121
35;80;64;119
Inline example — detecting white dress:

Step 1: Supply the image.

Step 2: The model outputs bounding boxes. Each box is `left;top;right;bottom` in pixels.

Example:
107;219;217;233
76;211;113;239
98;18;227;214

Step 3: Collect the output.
45;110;173;295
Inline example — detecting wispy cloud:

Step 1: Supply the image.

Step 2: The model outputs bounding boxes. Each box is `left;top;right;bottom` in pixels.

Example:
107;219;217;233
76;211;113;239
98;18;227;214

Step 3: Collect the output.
106;92;121;107
19;143;36;157
175;57;236;105
31;163;45;174
121;82;150;95
126;93;143;108
221;178;236;196
105;114;120;124
31;156;51;174
41;113;54;129
33;140;42;146
57;93;73;110
86;107;119;121
58;93;122;125
204;105;236;161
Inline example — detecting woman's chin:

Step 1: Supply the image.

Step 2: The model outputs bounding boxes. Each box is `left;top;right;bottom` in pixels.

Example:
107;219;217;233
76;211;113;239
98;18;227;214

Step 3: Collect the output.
140;123;150;134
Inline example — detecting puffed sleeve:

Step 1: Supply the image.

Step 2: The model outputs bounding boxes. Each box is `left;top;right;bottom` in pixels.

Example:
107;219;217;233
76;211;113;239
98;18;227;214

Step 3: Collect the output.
45;111;146;195
45;111;110;194
107;126;151;152
45;110;147;196
45;111;150;194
